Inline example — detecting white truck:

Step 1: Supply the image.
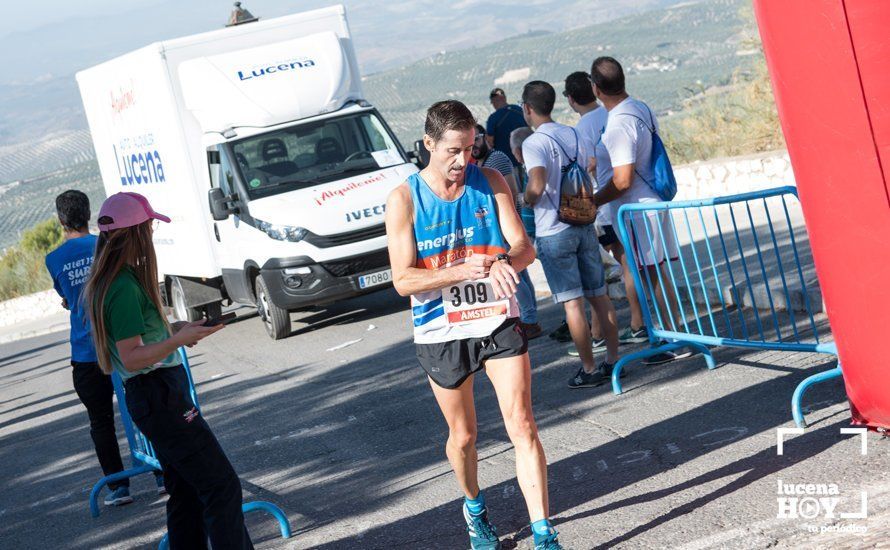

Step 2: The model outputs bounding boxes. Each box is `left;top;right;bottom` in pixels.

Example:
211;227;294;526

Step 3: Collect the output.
76;5;417;339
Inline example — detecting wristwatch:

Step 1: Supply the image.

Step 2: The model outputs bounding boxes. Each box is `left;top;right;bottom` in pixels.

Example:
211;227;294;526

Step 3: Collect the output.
495;253;512;266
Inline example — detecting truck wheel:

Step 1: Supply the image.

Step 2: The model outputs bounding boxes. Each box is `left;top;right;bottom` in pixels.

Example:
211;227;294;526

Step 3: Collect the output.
171;276;202;322
255;275;290;340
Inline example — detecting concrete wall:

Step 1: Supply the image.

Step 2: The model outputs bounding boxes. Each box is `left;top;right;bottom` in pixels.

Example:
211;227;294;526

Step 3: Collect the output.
0;289;65;328
673;150;795;200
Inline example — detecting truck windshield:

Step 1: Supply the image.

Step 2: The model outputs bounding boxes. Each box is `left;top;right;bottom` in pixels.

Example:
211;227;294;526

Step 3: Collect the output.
231;111;404;200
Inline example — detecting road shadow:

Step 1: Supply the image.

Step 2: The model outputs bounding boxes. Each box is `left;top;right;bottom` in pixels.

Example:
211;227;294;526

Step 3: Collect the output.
0;293;849;549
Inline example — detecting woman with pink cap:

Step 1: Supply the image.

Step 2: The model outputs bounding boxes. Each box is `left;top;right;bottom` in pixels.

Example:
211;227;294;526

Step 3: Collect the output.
85;192;253;548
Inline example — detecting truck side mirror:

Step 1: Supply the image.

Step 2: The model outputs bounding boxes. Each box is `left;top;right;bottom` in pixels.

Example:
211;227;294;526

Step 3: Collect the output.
208;188;237;221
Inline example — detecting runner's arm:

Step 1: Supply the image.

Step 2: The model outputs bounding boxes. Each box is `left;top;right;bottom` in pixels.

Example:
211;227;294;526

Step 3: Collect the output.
385;184;488;297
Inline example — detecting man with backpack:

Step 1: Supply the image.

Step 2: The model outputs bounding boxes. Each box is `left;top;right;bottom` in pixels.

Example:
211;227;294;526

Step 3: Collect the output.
590;57;686;350
520;80;620;388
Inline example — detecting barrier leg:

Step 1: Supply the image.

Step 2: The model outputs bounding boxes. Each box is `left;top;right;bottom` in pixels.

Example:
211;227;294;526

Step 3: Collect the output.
90;464;155;518
792;366;844;428
611;341;690;395
157;501;291;547
243;501;292;538
686;342;717;370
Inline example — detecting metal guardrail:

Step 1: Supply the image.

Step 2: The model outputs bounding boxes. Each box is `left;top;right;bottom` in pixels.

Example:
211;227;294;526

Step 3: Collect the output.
612;186;842;427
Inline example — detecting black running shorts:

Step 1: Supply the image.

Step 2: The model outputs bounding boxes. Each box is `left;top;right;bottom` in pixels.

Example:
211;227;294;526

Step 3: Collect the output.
415;318;528;389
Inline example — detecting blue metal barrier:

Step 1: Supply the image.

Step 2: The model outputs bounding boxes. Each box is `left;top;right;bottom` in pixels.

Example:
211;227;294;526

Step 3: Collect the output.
89;348;291;542
613;186;842;427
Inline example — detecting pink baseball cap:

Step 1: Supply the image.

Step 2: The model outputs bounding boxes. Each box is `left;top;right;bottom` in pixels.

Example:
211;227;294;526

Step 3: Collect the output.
97;192;171;231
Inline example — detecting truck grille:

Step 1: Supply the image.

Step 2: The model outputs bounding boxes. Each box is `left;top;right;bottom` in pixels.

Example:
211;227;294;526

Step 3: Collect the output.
321;249;390;278
303;224;386;248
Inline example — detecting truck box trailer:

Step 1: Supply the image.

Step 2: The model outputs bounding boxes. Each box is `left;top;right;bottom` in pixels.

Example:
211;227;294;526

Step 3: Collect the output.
76;5;417;339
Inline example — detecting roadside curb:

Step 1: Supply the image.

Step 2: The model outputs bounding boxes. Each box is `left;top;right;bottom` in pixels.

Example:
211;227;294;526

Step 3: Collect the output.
0;313;70;345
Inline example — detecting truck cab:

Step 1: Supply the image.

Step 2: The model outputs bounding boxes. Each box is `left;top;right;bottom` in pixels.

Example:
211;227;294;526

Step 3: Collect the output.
76;5;417;340
201;103;415;338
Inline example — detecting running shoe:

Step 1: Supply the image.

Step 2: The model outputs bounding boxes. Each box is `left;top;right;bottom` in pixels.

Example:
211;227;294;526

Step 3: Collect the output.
534;530;564;550
464;504;501;549
548;321;572;343
103;486;134;506
568;363;608;388
618;326;649;344
642;351;677;366
642;341;696;365
567;337;607;357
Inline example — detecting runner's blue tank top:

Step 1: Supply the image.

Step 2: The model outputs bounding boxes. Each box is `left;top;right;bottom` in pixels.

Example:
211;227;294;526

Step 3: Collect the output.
409;164;518;343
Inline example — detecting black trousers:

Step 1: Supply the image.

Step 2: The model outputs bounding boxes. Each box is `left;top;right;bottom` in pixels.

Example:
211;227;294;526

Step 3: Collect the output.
71;361;128;490
125;367;253;550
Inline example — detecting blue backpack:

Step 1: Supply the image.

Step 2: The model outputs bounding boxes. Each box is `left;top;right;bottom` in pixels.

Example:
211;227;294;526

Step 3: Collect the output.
618;103;677;201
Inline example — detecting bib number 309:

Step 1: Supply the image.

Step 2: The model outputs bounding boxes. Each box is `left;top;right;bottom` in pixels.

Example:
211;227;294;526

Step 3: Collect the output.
449;282;489;307
442;278;509;326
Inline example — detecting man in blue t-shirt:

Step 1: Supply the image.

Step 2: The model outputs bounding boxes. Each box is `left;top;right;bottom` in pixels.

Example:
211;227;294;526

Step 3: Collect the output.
45;190;163;506
486;88;528;167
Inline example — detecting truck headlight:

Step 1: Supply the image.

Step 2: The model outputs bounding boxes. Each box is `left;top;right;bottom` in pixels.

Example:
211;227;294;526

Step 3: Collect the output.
255;219;307;242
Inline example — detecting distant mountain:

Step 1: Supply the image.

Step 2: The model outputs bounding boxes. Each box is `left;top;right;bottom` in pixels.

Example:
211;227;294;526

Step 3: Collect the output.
0;0;687;148
365;0;753;147
0;0;753;250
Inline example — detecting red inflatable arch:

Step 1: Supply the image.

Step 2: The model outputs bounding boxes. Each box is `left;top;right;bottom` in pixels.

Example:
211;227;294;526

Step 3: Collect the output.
754;0;890;429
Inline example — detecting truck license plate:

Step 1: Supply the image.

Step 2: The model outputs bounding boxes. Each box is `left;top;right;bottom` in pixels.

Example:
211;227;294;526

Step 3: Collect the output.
358;269;392;289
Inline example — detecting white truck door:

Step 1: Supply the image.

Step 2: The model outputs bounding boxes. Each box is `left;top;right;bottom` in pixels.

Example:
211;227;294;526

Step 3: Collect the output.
207;146;253;298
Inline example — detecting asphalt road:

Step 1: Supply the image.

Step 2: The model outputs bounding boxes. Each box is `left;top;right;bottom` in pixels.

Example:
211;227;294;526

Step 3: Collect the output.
1;289;887;549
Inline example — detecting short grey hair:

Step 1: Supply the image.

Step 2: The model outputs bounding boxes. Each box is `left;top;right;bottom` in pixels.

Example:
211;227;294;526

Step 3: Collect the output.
509;126;533;151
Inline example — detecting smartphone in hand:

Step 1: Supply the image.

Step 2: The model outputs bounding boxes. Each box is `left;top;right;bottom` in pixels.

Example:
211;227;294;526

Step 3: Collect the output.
203;312;236;327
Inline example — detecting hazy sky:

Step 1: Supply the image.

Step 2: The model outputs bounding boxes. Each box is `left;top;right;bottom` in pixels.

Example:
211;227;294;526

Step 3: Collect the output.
2;0;161;36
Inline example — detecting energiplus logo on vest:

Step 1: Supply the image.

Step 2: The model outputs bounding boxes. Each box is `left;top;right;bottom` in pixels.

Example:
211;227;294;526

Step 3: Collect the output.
237;58;317;81
417;227;475;252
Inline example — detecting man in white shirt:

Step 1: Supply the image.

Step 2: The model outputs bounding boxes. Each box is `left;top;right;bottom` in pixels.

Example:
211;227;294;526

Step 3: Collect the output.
590;57;684;354
520;80;620;388
565;71;649;357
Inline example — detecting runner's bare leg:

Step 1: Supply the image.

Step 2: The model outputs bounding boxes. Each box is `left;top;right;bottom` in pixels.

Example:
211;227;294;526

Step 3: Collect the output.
485;353;548;522
429;374;480;499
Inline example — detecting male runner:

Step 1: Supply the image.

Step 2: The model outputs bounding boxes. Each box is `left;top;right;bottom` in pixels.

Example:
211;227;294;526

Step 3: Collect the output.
385;100;563;550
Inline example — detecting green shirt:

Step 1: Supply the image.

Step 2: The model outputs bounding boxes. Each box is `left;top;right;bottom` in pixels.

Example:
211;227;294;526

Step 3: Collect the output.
103;267;181;380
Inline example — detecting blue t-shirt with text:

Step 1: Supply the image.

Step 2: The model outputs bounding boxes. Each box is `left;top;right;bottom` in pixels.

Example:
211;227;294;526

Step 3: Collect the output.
45;234;98;362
